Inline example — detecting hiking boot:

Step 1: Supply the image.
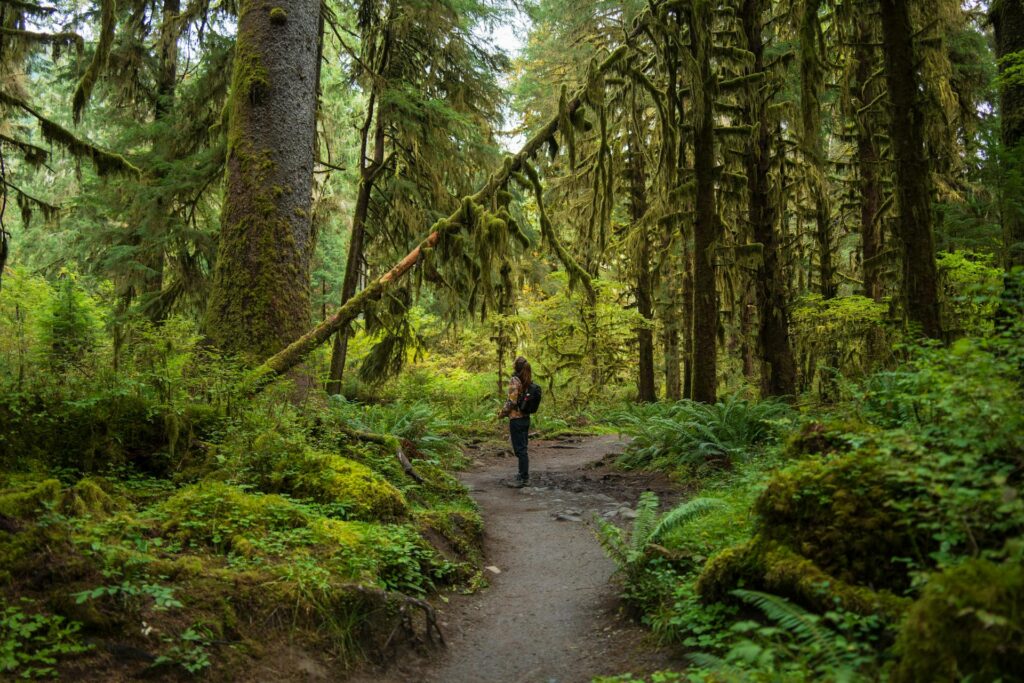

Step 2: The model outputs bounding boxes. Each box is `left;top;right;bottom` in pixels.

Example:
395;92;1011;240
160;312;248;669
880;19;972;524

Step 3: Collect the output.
506;476;529;489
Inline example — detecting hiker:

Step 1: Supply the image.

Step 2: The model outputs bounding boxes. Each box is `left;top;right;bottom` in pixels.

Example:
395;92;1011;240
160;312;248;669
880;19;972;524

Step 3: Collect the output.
498;355;541;488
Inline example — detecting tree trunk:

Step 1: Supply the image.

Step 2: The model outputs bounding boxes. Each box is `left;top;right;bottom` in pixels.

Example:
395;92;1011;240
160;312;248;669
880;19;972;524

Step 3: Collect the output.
993;0;1024;272
743;0;797;398
799;0;835;299
205;0;320;359
688;0;719;404
327;96;385;393
878;0;943;339
628;124;656;403
139;0;179;318
854;16;885;302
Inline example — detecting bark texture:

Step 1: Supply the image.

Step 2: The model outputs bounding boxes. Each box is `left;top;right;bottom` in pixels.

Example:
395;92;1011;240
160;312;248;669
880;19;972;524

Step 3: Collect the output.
688;0;720;404
205;0;320;359
993;0;1024;271
742;0;797;398
854;15;885;302
628;128;656;403
879;0;943;339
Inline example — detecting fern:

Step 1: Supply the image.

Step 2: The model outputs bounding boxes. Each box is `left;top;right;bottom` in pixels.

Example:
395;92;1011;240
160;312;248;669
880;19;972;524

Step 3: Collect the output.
648;497;726;544
629;491;661;555
730;589;844;670
610;396;793;471
595;492;723;578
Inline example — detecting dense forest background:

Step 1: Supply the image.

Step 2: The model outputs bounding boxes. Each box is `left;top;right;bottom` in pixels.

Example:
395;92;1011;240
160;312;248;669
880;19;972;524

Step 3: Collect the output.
0;0;1022;680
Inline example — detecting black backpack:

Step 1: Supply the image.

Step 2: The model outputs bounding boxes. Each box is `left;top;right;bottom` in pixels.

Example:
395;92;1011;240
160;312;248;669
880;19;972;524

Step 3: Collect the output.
518;381;542;415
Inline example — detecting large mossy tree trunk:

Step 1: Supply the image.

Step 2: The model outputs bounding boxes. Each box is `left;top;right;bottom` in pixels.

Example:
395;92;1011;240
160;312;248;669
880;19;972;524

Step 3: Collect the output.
627;123;656;403
327;91;386;394
878;0;943;340
205;0;320;359
992;0;1024;273
799;0;835;300
743;0;797;398
687;0;720;404
854;15;885;303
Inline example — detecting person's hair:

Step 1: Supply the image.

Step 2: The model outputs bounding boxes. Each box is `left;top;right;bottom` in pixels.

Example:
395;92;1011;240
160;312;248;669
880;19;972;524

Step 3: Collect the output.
513;356;532;387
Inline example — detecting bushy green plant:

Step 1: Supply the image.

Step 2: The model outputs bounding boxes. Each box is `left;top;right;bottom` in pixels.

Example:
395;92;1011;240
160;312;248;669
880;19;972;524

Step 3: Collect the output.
611;396;794;473
596;491;724;584
0;599;92;679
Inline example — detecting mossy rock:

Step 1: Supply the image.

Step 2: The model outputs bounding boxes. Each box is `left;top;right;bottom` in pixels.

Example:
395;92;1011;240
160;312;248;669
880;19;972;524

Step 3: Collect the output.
275;449;408;521
59;477;126;518
782;419;868;459
154;482;309;552
696;538;910;620
0;479;61;518
753;450;930;592
893;559;1024;683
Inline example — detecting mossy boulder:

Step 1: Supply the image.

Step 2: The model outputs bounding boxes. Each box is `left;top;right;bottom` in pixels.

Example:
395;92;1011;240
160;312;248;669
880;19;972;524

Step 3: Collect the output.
782;419;868;459
753;450;929;592
0;479;61;518
288;451;407;521
893;559;1024;683
696;450;928;617
242;431;407;520
154;482;309;553
58;477;126;518
696;538;910;619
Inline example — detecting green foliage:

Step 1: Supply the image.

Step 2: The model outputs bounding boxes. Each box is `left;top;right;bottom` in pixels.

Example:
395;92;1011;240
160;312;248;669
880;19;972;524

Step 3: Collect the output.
893;559;1024;683
597;492;724;580
0;599;91;679
611;397;794;474
936;251;1004;337
42;274;101;371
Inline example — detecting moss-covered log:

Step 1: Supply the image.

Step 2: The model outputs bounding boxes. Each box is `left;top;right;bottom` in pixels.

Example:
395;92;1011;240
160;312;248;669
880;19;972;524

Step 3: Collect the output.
247;45;631;387
204;0;320;359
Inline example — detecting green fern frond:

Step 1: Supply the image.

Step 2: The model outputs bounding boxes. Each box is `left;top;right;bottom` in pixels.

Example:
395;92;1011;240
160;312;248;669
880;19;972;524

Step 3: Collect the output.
629;490;661;553
648;497;725;543
594;517;629;569
731;589;843;669
686;652;747;680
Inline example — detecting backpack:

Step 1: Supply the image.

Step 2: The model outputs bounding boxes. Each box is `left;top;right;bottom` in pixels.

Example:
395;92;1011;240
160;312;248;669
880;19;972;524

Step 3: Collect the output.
517;381;542;415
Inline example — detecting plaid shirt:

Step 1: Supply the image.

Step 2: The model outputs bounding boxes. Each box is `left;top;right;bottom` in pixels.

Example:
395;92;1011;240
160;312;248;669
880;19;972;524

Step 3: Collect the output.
499;375;525;419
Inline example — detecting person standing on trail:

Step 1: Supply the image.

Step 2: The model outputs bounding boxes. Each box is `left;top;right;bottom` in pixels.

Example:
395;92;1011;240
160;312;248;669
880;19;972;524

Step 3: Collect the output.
499;356;535;488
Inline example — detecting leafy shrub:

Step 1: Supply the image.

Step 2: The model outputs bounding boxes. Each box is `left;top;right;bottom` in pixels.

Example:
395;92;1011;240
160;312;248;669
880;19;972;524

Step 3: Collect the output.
611;396;794;473
893;559;1024;683
0;599;91;679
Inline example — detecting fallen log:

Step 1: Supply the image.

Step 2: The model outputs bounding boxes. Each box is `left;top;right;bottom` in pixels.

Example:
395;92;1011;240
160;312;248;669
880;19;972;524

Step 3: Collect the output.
246;44;631;390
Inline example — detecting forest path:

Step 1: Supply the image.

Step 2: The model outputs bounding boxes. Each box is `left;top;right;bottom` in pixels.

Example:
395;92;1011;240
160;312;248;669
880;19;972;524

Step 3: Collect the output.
351;434;683;683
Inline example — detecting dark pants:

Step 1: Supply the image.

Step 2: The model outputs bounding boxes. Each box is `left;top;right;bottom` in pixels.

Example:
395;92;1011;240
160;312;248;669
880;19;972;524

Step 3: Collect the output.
509;417;530;481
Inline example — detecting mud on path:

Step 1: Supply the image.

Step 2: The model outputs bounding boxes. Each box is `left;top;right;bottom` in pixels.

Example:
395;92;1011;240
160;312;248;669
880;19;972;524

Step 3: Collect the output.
350;434;684;683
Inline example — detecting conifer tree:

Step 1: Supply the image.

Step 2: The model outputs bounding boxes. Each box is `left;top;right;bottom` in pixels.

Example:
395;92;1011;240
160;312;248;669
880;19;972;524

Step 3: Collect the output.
204;0;321;359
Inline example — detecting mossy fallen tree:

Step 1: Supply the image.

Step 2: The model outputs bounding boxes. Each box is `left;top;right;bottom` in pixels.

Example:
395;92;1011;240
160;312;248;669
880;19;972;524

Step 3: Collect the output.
245;43;632;390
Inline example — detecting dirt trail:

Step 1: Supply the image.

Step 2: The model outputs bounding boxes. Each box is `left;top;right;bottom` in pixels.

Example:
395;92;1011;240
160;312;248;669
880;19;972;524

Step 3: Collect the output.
352;435;682;683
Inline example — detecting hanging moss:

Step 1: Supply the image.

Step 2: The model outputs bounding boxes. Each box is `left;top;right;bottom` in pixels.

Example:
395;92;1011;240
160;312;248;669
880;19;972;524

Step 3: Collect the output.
558;85;575;169
72;0;117;123
893;559;1024;683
